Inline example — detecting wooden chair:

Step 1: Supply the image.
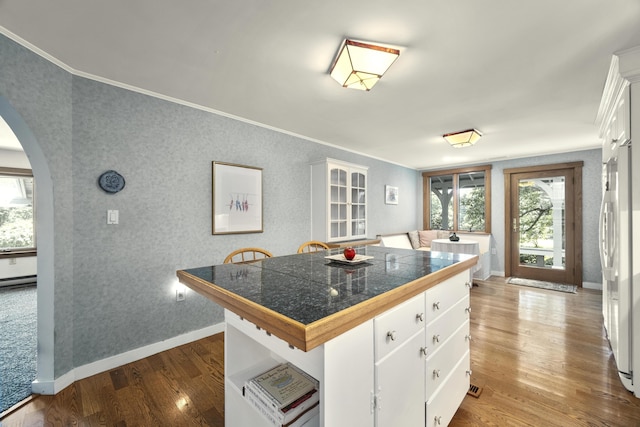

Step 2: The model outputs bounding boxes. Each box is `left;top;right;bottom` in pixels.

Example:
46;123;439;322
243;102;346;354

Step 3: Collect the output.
223;247;273;264
297;240;330;254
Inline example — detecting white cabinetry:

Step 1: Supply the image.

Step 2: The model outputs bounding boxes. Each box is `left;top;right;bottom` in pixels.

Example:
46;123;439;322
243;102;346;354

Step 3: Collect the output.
225;311;374;427
311;159;368;242
601;84;630;162
374;293;426;426
224;269;471;427
597;46;640;398
374;271;471;427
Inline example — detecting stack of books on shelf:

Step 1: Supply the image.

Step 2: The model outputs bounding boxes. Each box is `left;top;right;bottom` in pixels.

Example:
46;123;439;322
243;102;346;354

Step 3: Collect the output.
244;362;320;427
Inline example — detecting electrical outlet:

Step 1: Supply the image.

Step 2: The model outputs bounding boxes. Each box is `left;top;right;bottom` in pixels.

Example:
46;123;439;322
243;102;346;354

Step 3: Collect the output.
491;247;497;255
176;289;186;301
9;258;17;265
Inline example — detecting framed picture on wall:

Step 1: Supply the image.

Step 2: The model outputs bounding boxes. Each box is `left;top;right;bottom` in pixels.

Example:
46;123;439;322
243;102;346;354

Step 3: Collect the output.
212;161;263;234
385;185;398;205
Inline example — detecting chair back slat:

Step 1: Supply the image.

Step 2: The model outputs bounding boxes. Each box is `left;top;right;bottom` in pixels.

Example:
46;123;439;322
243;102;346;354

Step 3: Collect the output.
297;241;330;254
223;247;273;264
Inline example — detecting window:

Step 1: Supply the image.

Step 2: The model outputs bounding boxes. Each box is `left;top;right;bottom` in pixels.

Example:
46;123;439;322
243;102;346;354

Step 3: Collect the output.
0;167;36;255
422;165;491;233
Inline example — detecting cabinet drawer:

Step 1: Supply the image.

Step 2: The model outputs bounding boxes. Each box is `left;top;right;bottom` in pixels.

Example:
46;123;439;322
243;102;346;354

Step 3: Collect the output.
426;351;470;427
425;321;469;401
425;295;469;354
375;293;426;361
424;271;471;323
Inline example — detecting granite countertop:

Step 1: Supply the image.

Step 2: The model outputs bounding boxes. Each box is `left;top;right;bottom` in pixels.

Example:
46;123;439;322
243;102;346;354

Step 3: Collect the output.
177;245;477;351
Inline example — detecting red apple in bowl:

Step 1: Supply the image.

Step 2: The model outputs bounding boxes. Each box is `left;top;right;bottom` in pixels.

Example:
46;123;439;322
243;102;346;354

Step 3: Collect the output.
343;247;356;261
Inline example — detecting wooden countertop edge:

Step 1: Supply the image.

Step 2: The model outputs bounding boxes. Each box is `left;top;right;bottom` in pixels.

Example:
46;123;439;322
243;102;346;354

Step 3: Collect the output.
177;255;477;352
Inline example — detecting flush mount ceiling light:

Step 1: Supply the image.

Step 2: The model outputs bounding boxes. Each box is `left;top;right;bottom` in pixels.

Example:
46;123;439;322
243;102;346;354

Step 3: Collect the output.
329;39;400;91
443;129;483;148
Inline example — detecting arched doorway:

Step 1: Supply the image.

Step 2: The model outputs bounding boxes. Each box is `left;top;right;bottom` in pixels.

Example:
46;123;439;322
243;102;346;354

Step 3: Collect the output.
0;97;55;396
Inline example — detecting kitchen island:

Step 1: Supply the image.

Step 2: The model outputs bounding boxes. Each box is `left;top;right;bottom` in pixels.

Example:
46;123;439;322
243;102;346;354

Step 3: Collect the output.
178;246;477;427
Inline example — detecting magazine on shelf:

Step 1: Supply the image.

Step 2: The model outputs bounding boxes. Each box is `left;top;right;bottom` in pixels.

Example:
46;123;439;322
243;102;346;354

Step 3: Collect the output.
244;362;319;426
247;362;318;408
245;385;319;426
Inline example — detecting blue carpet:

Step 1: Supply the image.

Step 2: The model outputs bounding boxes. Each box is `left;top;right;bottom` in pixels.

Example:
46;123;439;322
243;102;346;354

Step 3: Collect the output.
0;284;36;413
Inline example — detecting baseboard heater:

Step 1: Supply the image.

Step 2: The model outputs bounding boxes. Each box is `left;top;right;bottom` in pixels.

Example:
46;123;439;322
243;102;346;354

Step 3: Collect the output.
0;275;37;287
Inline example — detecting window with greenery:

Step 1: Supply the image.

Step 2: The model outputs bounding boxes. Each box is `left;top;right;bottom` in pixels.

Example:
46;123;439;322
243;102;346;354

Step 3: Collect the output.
422;165;491;233
0;168;35;254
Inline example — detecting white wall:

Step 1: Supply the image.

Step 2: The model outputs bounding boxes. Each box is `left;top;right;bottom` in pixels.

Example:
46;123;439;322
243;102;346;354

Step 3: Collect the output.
0;256;36;281
0;148;31;168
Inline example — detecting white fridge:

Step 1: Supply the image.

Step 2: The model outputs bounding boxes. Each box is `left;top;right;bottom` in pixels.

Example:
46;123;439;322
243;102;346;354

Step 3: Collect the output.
599;141;636;395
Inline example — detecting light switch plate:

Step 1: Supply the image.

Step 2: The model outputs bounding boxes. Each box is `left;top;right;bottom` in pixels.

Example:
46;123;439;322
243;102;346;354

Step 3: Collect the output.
107;210;119;225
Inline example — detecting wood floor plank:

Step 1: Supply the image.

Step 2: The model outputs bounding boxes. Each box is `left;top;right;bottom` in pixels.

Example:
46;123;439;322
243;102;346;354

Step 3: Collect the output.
2;276;640;426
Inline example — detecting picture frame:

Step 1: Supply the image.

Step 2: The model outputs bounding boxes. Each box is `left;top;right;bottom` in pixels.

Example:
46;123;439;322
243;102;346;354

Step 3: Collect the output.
212;161;263;234
385;185;398;205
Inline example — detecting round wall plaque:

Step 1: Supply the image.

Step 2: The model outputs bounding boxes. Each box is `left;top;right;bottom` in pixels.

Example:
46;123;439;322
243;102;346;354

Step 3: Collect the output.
98;170;125;193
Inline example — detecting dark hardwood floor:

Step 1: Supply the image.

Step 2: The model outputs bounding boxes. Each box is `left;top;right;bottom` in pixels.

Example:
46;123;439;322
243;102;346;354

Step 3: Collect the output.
3;276;640;426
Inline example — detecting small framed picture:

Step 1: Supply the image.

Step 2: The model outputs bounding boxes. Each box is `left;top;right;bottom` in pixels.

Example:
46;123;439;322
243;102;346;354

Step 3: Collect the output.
385;185;398;205
212;161;263;234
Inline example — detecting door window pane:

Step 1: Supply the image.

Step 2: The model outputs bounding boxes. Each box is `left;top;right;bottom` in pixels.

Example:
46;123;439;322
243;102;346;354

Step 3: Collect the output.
518;176;565;269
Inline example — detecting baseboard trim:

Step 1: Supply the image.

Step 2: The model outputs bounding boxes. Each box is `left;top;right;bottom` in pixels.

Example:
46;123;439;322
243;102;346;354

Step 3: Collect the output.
582;281;602;290
0;275;37;287
32;322;225;395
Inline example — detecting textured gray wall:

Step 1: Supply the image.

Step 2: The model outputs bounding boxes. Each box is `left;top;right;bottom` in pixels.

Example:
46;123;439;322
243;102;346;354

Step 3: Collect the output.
488;149;602;284
1;34;75;377
1;34;420;375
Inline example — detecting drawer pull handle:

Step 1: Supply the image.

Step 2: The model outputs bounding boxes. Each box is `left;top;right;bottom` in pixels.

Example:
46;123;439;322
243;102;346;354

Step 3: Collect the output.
387;331;397;341
433;334;440;343
465;307;472;314
433;301;440;310
466;281;473;288
420;347;428;356
466;334;472;341
433;369;441;378
466;370;473;376
416;312;424;322
435;415;442;425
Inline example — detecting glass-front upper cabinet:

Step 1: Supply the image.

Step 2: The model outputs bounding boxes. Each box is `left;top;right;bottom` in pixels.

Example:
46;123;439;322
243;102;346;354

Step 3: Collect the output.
312;159;368;242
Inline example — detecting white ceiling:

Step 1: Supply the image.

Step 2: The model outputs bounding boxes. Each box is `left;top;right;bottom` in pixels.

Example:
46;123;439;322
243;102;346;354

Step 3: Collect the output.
1;1;640;169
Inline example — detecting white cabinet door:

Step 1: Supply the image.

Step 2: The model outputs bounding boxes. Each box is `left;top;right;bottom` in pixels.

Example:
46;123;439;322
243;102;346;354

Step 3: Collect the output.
312;159;368;242
375;330;425;427
349;166;367;239
329;164;349;240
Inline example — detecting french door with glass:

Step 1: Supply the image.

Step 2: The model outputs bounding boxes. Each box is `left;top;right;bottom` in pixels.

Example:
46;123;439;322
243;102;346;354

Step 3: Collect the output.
504;163;583;285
